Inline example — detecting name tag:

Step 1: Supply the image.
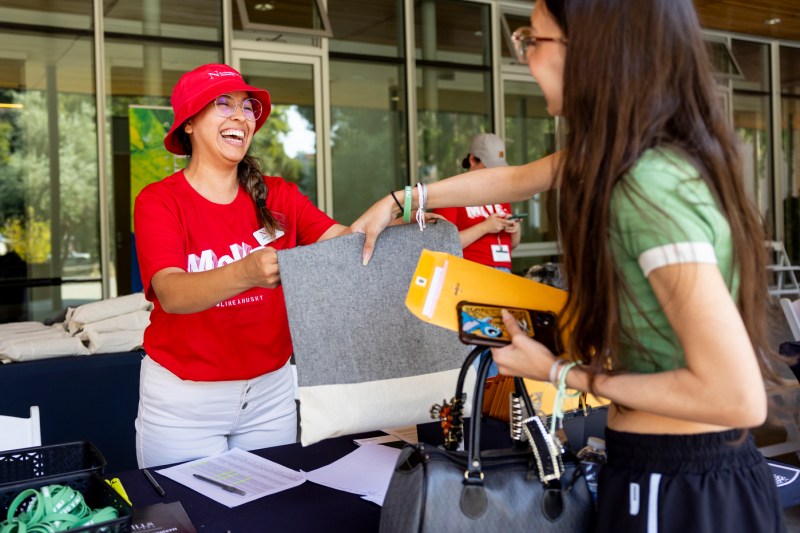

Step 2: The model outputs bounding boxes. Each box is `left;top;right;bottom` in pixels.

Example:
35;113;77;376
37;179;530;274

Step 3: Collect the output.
491;244;511;263
253;228;285;246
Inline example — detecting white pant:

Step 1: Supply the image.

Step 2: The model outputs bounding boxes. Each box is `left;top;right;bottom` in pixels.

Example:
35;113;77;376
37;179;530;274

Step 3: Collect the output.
135;355;297;468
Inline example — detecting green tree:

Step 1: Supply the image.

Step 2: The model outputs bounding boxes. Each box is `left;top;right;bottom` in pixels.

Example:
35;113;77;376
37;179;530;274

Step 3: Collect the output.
329;106;405;224
249;105;304;188
0;90;99;263
2;208;51;263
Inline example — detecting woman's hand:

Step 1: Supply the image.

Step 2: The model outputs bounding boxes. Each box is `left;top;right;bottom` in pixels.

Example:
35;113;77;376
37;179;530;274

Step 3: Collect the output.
481;213;514;235
504;218;521;234
491;309;557;381
241;247;281;288
351;196;444;264
351;195;398;265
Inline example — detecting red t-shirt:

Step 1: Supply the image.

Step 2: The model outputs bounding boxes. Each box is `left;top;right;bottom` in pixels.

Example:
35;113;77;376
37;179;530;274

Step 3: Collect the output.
432;203;513;267
134;171;336;381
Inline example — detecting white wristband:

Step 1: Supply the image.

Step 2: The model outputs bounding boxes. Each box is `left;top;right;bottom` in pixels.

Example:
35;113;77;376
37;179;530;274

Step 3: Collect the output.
548;359;565;385
416;182;427;231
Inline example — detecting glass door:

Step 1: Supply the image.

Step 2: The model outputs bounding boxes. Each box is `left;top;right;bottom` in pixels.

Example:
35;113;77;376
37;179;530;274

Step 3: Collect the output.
233;52;324;207
500;73;559;262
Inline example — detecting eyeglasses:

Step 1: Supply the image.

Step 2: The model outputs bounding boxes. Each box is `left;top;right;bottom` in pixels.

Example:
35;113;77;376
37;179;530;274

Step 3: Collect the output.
511;27;568;64
213;94;263;122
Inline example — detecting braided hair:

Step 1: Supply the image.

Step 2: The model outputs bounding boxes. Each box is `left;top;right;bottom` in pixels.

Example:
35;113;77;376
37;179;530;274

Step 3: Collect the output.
237;155;282;238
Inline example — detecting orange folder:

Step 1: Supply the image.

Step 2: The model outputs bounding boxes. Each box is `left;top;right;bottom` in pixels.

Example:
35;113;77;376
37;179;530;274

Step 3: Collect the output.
405;250;569;338
405;250;608;413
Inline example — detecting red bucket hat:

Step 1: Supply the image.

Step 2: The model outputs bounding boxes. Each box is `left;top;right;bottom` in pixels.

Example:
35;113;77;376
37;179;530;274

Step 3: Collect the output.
164;63;272;155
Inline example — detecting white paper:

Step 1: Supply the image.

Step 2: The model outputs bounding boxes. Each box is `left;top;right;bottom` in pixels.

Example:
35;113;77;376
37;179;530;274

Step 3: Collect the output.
157;448;305;508
354;425;417;448
304;445;401;505
361;493;386;506
382;425;418;444
421;263;447;318
353;434;402;446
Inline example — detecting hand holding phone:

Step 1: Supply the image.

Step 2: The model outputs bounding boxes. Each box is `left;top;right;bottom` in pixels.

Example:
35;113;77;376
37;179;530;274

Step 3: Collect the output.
456;301;563;354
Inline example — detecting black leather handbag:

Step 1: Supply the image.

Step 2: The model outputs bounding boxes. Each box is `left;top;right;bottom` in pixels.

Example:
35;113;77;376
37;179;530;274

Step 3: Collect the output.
379;349;595;532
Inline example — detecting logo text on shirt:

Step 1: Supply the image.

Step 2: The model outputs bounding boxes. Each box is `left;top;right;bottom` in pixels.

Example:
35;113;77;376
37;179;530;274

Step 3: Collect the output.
187;242;265;272
465;205;508;219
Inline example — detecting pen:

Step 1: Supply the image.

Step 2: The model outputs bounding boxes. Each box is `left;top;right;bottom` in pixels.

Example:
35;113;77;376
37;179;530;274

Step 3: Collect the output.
193;473;247;496
143;468;166;497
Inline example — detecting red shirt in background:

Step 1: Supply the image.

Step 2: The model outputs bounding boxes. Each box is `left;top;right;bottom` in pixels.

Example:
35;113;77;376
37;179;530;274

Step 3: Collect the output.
432;203;513;268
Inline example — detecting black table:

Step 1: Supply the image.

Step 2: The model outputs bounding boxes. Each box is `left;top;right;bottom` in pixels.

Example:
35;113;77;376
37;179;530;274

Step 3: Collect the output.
108;418;536;533
113;431;386;533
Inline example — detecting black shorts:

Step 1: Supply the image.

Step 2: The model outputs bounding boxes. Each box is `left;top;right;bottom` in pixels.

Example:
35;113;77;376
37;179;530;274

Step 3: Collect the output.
595;428;786;533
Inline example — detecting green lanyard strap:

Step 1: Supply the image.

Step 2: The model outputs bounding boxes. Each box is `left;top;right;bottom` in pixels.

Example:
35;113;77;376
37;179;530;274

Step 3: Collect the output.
0;484;119;532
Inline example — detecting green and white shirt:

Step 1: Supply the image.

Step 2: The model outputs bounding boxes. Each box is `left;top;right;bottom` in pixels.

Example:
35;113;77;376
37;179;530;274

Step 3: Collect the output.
609;148;736;373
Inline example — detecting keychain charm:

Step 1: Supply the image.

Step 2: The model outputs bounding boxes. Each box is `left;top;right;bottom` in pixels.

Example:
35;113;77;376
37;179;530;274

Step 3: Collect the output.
430;395;464;451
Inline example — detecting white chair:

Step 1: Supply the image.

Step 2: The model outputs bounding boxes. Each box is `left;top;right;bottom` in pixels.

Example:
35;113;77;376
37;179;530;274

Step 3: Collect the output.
0;406;41;451
781;298;800;342
766;241;800;298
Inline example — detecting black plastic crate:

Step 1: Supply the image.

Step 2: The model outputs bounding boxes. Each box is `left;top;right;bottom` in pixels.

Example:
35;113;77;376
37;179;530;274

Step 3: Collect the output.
0;472;132;532
0;442;107;486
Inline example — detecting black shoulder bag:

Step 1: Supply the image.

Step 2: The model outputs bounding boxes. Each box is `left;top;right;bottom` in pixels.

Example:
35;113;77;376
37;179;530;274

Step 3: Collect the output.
380;348;595;532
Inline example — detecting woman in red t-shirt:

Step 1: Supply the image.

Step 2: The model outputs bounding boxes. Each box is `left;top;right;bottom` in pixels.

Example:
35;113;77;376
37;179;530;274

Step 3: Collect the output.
133;64;348;468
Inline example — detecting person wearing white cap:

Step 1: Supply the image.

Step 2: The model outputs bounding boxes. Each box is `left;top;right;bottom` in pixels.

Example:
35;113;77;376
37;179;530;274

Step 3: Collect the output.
433;133;521;273
462;132;510;170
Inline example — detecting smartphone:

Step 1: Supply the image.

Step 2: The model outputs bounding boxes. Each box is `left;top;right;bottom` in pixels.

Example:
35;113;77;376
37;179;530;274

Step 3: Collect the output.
456;301;562;354
506;213;528;221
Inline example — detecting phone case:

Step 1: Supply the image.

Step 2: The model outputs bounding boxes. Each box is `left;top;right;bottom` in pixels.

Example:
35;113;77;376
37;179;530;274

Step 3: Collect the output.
456;301;563;354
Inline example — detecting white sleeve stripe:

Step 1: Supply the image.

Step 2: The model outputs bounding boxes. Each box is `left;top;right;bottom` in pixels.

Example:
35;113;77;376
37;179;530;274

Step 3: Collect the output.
638;242;717;277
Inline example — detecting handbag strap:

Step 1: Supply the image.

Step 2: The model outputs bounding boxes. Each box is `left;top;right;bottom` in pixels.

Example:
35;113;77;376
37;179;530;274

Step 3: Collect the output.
464;353;565;486
455;346;488;401
515;377;565;483
432;346;487;452
464;351;496;484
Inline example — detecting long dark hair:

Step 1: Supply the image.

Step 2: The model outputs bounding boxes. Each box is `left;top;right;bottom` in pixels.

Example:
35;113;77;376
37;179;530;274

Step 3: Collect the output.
177;129;282;238
545;0;779;387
